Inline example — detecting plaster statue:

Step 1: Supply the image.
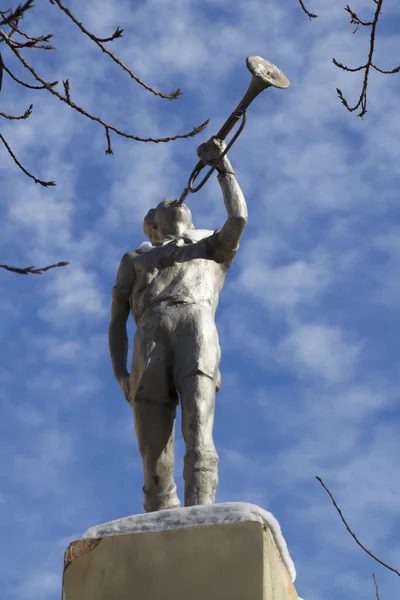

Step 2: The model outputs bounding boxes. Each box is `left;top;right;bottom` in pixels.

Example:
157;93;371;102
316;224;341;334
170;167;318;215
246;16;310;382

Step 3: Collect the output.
108;137;247;513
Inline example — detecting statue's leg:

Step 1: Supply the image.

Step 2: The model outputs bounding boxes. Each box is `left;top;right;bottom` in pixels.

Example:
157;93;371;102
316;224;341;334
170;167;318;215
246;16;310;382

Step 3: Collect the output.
133;399;180;512
131;322;180;513
170;305;220;507
178;374;219;506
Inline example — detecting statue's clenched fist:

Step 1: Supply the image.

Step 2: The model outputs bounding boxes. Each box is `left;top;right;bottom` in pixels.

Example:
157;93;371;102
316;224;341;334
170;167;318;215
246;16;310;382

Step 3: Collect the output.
197;137;228;169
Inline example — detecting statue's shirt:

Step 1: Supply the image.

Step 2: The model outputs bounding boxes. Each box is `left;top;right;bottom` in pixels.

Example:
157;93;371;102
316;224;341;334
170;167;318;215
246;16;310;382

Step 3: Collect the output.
129;230;236;325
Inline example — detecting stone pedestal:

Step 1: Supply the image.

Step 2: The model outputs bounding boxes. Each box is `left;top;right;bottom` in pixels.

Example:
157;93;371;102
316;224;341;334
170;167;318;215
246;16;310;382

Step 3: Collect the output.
63;503;299;600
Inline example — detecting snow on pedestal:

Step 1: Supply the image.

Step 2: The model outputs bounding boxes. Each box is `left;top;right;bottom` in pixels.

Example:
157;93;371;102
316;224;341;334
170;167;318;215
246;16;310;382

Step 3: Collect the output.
63;502;299;600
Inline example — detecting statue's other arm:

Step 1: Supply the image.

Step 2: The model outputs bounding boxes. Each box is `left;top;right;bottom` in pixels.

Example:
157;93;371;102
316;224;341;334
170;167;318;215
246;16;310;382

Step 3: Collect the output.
108;251;135;402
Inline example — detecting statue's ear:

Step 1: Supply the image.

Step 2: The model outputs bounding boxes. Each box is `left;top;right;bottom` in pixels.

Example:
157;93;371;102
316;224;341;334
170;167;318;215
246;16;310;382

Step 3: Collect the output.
147;223;159;242
143;208;157;240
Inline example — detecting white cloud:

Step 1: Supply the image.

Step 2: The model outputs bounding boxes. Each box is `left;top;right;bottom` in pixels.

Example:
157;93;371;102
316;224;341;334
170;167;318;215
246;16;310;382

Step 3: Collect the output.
370;227;400;307
27;367;103;404
332;425;400;516
13;571;60;600
13;428;75;495
39;266;106;325
12;404;45;427
7;180;74;242
237;258;332;311
231;229;333;315
34;333;107;365
278;323;361;383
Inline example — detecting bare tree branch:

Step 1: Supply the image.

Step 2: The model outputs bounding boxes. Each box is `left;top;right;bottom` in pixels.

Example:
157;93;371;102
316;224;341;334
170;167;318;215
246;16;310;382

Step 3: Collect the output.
2;16;55;49
333;0;400;118
0;102;32;119
0;0;208;191
0;133;55;186
0;0;34;27
298;0;399;118
0;28;209;153
344;4;373;31
62;78;70;102
49;0;181;100
332;60;365;73
105;126;112;155
1;59;58;89
0;50;4;90
372;63;400;75
316;476;400;576
297;0;318;19
7;38;55;49
95;25;124;44
0;261;69;274
373;574;381;600
0;1;209;275
7;20;54;43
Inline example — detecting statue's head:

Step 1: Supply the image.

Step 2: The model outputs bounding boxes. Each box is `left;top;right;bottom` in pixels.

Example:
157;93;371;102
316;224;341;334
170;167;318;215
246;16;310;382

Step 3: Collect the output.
143;199;193;243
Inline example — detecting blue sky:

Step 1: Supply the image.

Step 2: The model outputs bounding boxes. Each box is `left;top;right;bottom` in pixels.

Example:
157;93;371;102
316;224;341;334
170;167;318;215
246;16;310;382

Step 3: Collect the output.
1;0;400;598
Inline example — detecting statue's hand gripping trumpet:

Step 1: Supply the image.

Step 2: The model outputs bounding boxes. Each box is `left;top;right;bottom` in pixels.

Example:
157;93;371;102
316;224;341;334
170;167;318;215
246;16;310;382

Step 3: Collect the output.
108;57;289;513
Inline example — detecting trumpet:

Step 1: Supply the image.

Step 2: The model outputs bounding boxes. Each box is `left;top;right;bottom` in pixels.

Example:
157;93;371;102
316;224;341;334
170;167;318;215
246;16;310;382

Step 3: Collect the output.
177;56;290;205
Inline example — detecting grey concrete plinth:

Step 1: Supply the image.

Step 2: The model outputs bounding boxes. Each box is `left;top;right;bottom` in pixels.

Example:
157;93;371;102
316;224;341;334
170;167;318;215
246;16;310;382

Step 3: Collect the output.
62;503;299;600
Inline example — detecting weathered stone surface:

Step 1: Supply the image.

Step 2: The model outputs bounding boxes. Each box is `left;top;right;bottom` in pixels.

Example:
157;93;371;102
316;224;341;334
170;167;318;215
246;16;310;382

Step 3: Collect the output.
108;136;248;511
81;502;296;583
63;503;299;600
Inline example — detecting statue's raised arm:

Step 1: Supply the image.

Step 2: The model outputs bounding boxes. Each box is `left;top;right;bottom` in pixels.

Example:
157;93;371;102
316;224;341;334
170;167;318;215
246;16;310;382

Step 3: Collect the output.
197;137;248;262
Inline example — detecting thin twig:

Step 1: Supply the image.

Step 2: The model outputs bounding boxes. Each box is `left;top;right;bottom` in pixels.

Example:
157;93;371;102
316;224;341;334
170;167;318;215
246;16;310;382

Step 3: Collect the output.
372;64;400;75
297;0;318;19
0;261;69;274
0;133;55;186
2;14;55;49
332;61;365;73
345;4;373;31
95;26;124;44
1;60;58;89
0;50;3;90
0;1;34;27
316;476;400;576
7;37;55;49
332;0;400;118
0;13;18;44
105;126;112;155
0;103;32;119
49;0;181;100
0;28;209;148
63;78;70;102
7;20;54;43
373;574;380;600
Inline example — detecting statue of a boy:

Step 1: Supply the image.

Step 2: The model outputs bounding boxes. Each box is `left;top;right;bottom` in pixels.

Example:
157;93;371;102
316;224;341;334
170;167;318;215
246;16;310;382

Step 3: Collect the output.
108;137;247;512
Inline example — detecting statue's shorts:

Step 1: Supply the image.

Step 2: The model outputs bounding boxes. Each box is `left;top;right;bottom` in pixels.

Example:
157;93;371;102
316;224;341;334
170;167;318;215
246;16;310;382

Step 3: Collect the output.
131;302;221;404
